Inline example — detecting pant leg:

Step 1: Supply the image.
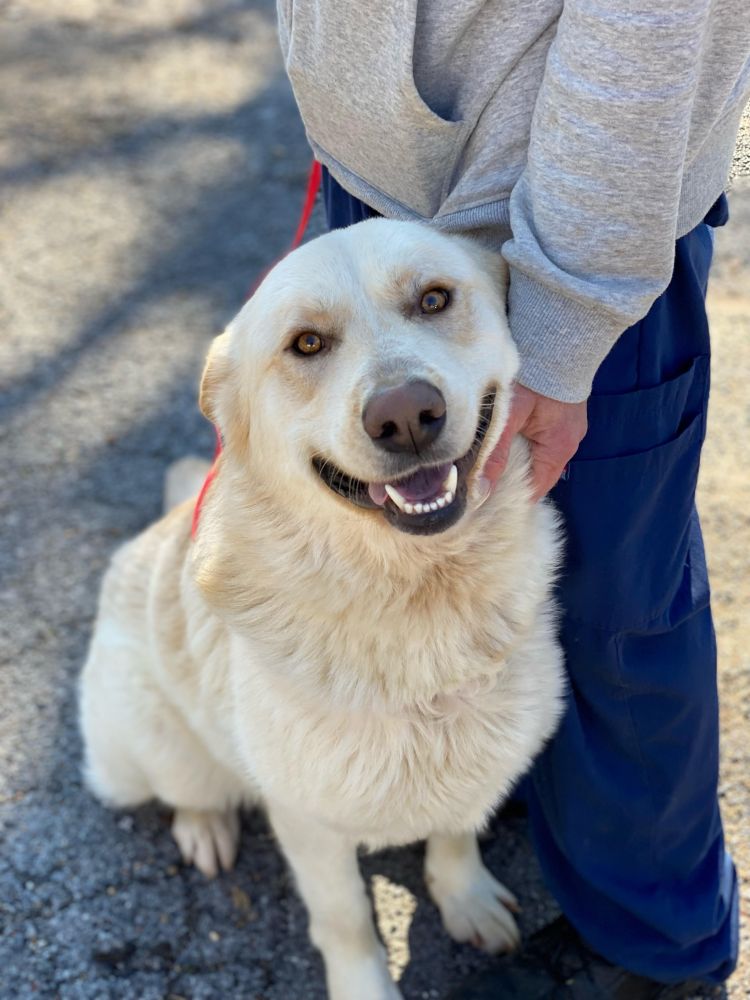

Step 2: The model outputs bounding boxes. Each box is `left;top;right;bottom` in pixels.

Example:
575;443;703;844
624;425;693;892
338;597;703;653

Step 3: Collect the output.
321;165;380;228
527;196;739;984
321;170;739;983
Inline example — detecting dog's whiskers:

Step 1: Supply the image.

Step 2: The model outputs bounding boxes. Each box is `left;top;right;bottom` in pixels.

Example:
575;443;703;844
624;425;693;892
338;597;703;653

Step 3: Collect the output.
313;454;368;503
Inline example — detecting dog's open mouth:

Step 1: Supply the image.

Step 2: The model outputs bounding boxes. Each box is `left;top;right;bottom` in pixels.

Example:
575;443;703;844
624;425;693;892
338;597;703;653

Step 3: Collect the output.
312;390;496;535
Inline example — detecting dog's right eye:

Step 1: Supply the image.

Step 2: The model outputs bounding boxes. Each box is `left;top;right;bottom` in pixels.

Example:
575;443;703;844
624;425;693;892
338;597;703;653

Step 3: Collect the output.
420;288;450;314
292;332;325;356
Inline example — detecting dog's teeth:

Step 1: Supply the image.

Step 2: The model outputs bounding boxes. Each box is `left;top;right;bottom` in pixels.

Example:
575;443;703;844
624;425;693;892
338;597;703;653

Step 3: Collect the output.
386;475;458;518
443;464;458;495
384;483;408;512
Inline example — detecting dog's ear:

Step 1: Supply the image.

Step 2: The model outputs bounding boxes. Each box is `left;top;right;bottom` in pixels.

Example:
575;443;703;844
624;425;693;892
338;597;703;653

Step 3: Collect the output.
199;332;232;425
199;331;251;452
465;243;509;301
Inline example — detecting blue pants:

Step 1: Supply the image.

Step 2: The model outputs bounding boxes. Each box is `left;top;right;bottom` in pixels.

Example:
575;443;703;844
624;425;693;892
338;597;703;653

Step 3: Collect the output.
322;169;739;984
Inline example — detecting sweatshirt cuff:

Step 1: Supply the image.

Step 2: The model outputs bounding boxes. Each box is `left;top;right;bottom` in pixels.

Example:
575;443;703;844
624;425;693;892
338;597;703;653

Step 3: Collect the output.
508;267;629;403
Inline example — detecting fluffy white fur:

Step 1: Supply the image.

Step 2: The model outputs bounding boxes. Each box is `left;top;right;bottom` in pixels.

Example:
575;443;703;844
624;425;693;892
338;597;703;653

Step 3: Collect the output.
79;219;564;1000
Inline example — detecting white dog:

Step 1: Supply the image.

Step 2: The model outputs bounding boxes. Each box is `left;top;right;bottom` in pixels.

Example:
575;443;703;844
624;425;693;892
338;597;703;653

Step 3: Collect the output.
79;219;564;1000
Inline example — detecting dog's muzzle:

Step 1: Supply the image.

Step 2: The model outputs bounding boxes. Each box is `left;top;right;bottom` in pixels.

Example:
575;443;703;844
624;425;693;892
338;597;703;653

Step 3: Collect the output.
312;390;496;535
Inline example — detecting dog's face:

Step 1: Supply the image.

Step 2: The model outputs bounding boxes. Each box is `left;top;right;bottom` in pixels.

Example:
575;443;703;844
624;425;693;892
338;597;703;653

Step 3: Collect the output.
202;219;518;536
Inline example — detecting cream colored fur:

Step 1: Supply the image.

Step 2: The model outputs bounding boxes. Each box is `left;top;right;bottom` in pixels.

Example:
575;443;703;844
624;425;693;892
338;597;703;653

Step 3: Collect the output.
79;219;564;1000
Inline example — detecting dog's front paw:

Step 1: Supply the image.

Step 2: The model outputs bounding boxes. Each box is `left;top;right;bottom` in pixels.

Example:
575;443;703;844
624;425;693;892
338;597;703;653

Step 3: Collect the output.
327;959;403;1000
427;863;520;955
172;807;240;878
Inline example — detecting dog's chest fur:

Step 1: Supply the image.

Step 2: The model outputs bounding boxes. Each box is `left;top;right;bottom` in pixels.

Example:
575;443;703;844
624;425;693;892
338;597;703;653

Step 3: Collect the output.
190;461;563;846
230;628;560;847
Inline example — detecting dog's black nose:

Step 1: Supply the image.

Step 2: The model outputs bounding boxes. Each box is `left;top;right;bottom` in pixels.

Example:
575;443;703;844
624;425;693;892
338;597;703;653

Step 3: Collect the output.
362;380;446;453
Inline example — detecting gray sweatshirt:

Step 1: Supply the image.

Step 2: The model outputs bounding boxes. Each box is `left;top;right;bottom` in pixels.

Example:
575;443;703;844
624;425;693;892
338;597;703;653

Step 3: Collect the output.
277;0;750;401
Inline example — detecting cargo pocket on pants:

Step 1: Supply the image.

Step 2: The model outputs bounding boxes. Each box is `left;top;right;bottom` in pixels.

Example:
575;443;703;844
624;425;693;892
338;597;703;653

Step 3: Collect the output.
552;359;709;632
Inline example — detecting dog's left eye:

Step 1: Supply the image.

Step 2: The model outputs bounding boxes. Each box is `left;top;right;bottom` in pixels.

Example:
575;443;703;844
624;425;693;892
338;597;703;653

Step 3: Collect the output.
293;332;325;356
420;288;450;314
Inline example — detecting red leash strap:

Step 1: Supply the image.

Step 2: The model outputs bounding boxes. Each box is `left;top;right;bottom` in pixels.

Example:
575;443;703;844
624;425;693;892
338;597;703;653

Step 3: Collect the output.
192;159;322;540
246;158;323;299
190;425;222;540
291;159;323;251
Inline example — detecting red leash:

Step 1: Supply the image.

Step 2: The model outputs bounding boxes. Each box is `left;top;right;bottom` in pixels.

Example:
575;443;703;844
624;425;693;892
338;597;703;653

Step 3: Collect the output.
291;160;323;254
191;159;322;540
246;159;323;298
190;425;222;539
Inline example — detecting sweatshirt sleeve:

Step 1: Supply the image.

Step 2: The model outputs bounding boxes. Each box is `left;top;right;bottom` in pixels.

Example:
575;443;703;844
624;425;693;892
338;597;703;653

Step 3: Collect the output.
501;0;713;402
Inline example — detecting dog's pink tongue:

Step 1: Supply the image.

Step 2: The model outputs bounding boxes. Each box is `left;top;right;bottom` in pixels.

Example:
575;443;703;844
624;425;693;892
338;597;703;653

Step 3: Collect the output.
367;462;452;507
368;482;389;506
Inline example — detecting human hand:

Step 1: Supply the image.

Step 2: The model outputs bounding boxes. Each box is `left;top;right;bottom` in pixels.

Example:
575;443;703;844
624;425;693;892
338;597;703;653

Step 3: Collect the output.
478;384;588;503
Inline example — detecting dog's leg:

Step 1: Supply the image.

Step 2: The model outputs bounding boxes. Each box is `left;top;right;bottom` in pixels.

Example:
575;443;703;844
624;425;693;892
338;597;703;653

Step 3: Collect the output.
172;807;240;878
425;831;520;954
270;804;402;1000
